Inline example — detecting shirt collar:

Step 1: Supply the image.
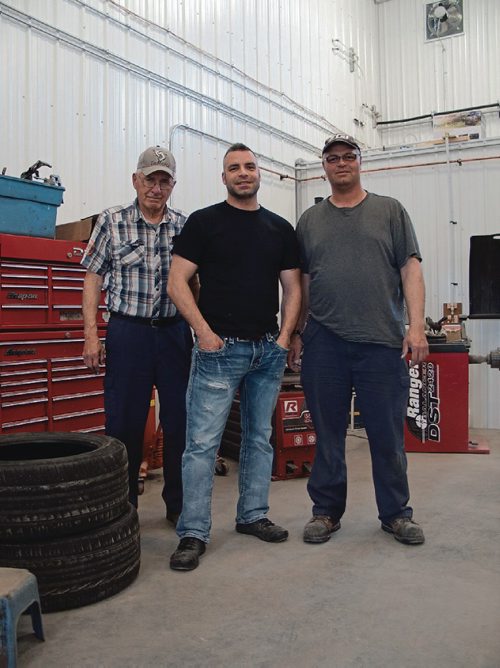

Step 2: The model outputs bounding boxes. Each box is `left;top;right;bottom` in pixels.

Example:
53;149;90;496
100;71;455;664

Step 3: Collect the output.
133;198;170;225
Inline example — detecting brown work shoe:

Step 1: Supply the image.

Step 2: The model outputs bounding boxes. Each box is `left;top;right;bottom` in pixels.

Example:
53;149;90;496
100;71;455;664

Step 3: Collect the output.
381;517;425;545
303;515;341;543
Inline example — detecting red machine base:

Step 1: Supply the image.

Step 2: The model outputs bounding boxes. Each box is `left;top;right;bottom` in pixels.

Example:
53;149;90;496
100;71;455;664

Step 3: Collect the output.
465;439;490;454
404;347;490;455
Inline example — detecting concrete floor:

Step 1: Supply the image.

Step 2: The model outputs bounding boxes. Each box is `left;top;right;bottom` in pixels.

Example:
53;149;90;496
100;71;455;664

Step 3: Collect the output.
17;429;500;668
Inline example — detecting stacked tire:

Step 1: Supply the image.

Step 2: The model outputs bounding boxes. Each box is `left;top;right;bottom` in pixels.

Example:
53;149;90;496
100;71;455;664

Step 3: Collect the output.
0;433;140;612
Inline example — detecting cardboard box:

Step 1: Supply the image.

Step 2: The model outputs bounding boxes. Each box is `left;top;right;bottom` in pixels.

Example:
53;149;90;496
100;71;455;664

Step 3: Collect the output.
0;175;65;238
55;214;98;242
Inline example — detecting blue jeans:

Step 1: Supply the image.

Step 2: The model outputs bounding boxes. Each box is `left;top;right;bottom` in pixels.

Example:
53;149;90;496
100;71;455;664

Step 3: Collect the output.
301;318;412;524
177;334;288;543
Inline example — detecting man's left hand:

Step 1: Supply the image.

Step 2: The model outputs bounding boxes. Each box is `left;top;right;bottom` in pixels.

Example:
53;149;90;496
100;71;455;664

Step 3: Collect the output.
402;327;429;366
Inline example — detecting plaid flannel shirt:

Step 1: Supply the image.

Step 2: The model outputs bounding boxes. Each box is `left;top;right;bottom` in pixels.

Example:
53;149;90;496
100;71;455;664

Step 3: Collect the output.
81;200;186;318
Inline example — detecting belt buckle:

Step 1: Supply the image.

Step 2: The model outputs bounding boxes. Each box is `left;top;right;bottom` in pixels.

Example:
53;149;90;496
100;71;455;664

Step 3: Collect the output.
151;318;161;327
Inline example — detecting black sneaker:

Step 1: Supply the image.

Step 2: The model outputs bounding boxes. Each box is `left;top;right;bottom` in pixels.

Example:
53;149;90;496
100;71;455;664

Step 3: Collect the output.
170;537;206;571
381;517;425;545
235;518;288;543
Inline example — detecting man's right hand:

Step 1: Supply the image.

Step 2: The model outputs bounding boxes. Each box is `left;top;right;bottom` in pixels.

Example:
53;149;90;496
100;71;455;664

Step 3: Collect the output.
83;334;105;373
197;330;224;352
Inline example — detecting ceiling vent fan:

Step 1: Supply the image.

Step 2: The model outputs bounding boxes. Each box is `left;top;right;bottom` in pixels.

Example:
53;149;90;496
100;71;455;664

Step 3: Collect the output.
425;0;464;41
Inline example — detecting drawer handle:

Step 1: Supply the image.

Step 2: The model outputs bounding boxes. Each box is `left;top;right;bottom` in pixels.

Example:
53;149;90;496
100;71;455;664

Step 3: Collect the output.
66;247;85;258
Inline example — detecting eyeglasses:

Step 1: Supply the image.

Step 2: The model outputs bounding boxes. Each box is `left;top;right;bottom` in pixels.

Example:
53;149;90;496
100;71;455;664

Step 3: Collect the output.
324;152;359;164
140;173;176;191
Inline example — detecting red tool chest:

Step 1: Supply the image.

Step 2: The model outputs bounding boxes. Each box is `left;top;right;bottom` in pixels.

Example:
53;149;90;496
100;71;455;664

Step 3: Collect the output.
0;329;105;434
0;233;106;330
0;233;106;435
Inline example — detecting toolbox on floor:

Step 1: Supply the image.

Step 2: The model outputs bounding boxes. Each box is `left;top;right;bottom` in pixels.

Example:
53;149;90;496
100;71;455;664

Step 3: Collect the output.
220;374;317;481
0;175;65;238
272;390;317;479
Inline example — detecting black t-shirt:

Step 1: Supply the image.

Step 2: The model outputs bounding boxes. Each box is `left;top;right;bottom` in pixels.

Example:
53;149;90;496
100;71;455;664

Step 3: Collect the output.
173;201;300;337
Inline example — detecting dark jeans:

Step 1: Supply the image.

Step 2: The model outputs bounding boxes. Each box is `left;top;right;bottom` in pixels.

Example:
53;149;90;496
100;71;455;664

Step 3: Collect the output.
301;318;412;523
104;316;192;510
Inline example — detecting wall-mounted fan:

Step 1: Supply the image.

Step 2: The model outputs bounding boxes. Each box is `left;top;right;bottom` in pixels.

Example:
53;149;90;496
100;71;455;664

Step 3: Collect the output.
425;1;464;41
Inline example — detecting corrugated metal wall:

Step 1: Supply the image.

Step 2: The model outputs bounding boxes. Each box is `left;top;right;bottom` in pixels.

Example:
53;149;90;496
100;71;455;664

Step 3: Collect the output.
1;0;499;427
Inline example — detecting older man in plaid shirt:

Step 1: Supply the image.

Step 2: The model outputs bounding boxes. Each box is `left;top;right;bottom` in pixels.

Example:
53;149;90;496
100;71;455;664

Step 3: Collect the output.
81;146;193;523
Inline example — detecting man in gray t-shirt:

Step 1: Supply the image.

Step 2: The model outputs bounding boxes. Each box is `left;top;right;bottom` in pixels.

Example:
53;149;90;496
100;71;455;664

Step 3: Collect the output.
289;133;429;546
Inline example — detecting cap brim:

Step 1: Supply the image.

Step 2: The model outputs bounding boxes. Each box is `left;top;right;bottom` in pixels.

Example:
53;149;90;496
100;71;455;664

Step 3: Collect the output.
322;140;359;154
139;165;175;178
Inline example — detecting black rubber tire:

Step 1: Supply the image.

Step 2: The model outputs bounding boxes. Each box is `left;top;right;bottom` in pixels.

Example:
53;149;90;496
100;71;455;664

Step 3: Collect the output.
0;504;141;612
0;433;129;542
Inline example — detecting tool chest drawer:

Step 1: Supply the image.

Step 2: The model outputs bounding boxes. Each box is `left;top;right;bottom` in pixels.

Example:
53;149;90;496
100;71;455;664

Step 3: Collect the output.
0;329;105;434
0;233;107;329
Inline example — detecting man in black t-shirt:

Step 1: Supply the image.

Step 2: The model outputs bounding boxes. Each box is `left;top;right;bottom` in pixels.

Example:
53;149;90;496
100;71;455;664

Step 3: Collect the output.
167;143;301;571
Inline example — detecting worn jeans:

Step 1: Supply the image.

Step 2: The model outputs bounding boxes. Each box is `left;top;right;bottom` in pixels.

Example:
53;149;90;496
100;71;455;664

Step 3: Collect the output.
301;318;412;524
177;334;288;543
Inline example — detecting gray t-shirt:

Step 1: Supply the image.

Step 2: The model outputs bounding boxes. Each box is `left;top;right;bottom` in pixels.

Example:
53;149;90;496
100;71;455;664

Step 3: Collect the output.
296;192;422;348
